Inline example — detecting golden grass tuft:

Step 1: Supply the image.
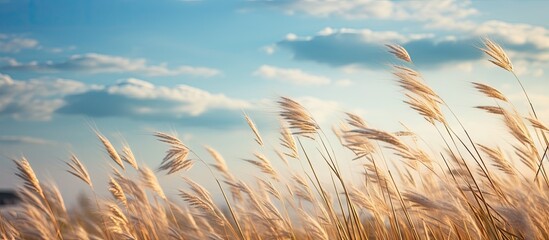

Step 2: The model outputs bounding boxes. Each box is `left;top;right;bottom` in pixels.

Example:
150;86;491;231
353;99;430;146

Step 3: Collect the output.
386;44;412;63
244;113;264;146
482;38;513;72
278;96;319;139
65;154;93;187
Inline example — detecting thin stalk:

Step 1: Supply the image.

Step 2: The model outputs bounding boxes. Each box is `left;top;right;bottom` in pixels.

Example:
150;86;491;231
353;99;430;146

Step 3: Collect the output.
297;138;351;240
511;72;549;184
190;150;244;240
317;131;365;239
388;170;420;240
385;178;403;240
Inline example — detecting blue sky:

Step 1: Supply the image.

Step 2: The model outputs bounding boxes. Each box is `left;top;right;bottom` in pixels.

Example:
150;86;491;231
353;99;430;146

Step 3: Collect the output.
1;0;549;201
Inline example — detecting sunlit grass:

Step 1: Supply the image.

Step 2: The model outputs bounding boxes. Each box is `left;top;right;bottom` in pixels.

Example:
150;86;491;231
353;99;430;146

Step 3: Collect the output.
1;39;548;240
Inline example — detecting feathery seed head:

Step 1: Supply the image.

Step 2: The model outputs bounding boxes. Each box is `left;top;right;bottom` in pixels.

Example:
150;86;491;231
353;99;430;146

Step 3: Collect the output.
155;132;194;174
244;113;264;146
386;44;412;63
278;97;319;140
472;82;508;102
65;154;93;187
482;38;513;72
97;133;125;170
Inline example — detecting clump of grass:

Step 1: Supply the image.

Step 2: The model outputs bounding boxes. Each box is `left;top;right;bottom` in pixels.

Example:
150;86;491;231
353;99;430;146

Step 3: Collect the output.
2;38;549;240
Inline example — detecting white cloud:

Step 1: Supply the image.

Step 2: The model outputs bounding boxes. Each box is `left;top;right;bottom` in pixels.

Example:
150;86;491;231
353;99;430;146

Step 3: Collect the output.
0;34;39;52
0;74;92;120
46;45;76;54
277;27;481;68
340;28;413;43
430;19;549;53
318;27;335;36
101;78;250;116
254;65;331;85
275;0;477;24
2;53;220;77
396;0;477;24
293;96;366;124
273;1;549;69
455;62;474;73
0;73;251;124
286;33;298;41
0;73;13;85
0;135;56;145
295;96;342;123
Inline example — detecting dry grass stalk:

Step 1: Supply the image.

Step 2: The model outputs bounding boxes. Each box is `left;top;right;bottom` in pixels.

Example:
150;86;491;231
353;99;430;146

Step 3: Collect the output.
402;191;441;211
155;132;194;174
386;44;412;63
346;112;367;129
44;184;67;215
339;113;376;160
205;146;235;182
350;128;416;161
13;157;43;197
121;145;139;170
244;153;279;181
244;113;264;146
502;109;535;149
96;132;125;170
477;144;515;176
299;209;329;240
482;38;513;72
257;178;282;201
394;131;415;137
182;177;216;208
403;93;446;124
0;214;19;239
139;166;166;199
476;105;505;115
292;174;314;202
393;66;439;100
526;117;549;132
178;190;224;227
280;124;299;159
65;154;93;187
109;177;128;207
340;123;375;160
278;96;319;139
104;202;135;238
472;82;508;102
392;65;445;124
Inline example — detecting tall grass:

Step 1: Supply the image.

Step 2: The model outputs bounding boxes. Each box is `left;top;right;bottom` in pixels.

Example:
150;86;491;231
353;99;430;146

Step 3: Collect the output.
1;39;548;240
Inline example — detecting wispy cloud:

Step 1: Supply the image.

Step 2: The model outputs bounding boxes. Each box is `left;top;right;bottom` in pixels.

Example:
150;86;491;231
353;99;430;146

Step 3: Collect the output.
2;53;220;77
0;135;56;145
0;34;39;53
268;0;477;24
254;65;331;85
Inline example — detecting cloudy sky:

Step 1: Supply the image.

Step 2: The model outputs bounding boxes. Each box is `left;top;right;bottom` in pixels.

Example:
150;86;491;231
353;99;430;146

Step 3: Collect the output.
1;0;548;201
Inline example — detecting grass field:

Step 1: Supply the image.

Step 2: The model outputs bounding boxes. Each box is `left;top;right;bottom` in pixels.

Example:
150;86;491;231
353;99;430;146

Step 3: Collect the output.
1;39;548;240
